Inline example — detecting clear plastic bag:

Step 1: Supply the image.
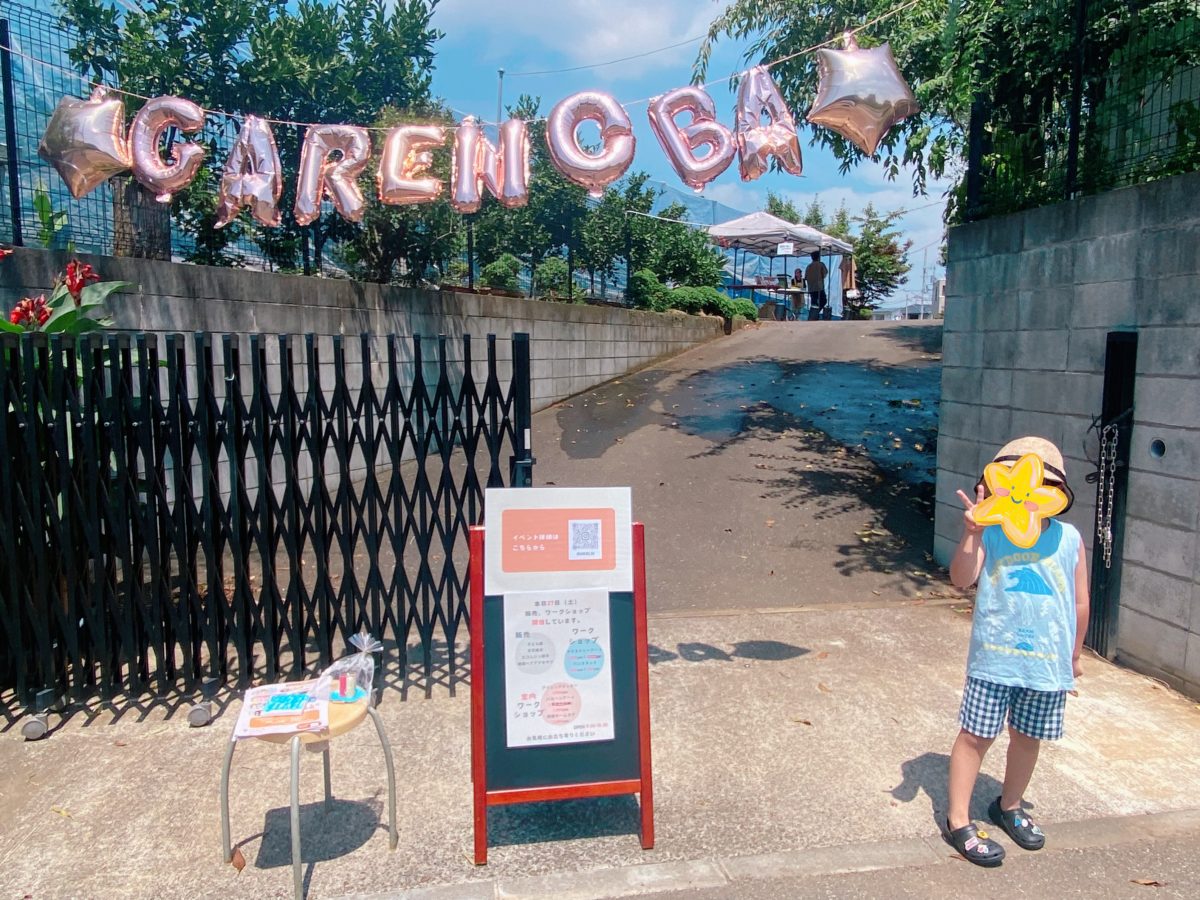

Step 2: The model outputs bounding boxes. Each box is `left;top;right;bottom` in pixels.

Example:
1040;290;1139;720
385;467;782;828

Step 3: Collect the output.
314;631;383;706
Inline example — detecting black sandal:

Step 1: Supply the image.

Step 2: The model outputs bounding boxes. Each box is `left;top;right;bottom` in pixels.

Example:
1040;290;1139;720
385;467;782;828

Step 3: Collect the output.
989;797;1045;850
944;819;1006;867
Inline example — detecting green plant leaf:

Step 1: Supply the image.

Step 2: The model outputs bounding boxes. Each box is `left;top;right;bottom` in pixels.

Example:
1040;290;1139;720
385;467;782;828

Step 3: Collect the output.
79;280;133;308
0;318;24;334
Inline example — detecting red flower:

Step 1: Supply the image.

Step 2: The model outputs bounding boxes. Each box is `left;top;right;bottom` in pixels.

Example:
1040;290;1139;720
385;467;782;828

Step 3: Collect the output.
0;247;13;260
64;259;100;299
10;295;50;328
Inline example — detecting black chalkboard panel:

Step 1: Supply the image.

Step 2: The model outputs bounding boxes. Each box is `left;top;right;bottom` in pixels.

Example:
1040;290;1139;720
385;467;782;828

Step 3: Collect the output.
483;590;641;790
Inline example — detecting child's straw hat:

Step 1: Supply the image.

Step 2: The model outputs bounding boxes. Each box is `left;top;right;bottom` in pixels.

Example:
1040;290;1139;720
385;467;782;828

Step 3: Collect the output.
981;435;1075;512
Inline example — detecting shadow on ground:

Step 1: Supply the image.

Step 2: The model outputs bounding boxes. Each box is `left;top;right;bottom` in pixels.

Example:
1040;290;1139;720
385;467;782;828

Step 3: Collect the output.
874;324;944;357
488;795;642;848
891;751;1013;830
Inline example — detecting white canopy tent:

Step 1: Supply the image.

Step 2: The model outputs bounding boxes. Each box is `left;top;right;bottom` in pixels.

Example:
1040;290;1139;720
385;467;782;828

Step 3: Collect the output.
707;211;854;257
707;212;854;318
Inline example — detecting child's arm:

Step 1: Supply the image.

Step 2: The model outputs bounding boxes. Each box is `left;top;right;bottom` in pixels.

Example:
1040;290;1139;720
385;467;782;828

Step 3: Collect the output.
949;484;987;588
1073;541;1091;677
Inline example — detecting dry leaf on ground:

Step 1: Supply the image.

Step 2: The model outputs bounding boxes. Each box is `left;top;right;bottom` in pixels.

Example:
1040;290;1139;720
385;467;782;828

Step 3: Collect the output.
1131;879;1166;887
231;847;246;873
817;682;832;693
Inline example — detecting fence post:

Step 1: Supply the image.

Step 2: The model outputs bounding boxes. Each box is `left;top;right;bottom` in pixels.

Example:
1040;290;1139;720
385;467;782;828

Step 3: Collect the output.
508;333;534;487
965;94;986;222
624;219;633;302
0;19;23;247
467;217;475;290
1065;0;1087;199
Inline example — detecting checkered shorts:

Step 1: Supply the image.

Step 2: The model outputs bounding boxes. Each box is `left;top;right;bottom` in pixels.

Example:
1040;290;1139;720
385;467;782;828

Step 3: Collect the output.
959;677;1067;741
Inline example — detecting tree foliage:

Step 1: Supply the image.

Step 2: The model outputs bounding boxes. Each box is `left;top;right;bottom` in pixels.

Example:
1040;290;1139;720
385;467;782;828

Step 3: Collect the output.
698;0;1200;220
849;203;911;316
60;0;443;273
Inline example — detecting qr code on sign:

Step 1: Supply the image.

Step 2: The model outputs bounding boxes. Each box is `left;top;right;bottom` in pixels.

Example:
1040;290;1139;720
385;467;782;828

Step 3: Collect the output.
568;519;602;560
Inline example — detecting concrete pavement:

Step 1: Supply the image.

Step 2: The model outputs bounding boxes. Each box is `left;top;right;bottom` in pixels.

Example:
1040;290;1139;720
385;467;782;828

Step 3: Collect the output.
533;321;945;613
4;602;1199;898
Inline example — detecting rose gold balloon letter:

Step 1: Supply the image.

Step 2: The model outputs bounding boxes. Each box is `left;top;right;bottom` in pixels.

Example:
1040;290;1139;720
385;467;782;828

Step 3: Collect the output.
294;125;371;225
734;66;802;182
215;115;283;228
647;86;735;192
130;95;207;202
377;125;445;206
450;116;529;213
546;91;635;197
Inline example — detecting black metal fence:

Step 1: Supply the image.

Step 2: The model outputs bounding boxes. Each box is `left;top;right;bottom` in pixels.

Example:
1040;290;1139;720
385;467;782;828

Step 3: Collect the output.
965;0;1200;220
0;329;532;710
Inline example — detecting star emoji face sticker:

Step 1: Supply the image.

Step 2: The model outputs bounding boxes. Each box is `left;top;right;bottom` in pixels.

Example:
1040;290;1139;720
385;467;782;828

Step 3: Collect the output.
38;86;131;199
972;453;1069;548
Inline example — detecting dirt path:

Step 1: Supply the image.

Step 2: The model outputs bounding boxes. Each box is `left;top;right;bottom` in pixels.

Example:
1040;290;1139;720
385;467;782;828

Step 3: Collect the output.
531;319;954;613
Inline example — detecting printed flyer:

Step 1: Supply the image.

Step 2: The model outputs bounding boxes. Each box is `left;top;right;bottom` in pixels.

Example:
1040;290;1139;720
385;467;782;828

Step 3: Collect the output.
503;588;614;748
233;679;329;741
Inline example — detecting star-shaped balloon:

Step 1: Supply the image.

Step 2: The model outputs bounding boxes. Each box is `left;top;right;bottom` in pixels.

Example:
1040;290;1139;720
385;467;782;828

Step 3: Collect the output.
807;33;919;157
38;86;131;199
971;453;1069;549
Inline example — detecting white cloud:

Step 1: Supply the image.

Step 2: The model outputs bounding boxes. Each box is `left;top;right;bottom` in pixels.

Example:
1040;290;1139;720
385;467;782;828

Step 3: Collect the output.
434;0;722;82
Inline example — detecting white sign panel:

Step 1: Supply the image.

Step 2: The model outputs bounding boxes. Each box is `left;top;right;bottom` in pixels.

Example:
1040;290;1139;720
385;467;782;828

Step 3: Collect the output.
503;588;614;748
775;241;795;256
484;486;633;595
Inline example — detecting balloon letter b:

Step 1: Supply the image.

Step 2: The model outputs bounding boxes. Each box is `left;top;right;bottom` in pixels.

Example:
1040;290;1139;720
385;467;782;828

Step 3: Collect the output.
130;95;207;202
546;91;635;197
734;66;803;182
647;86;735;191
378;125;445;206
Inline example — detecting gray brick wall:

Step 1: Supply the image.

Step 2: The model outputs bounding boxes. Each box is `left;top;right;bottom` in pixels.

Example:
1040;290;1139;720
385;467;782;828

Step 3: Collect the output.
0;247;725;415
936;170;1200;698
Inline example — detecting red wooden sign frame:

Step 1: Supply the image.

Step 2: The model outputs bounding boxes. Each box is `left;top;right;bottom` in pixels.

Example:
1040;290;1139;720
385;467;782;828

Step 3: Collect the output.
468;522;654;865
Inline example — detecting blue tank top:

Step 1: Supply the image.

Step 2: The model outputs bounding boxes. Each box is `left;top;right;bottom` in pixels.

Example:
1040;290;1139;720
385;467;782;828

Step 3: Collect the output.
966;520;1081;692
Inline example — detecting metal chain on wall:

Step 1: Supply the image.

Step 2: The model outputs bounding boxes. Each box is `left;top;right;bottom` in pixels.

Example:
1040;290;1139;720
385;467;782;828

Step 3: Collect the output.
1096;421;1120;569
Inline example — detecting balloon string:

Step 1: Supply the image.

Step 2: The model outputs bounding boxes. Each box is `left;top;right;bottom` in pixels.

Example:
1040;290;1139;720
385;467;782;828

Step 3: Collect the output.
1;0;925;131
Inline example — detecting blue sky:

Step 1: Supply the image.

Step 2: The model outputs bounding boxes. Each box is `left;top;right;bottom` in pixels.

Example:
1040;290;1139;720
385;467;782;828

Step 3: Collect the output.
429;0;950;294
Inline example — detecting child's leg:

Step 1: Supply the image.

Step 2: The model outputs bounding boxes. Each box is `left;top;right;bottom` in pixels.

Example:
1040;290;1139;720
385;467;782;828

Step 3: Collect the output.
1000;726;1041;811
947;728;995;830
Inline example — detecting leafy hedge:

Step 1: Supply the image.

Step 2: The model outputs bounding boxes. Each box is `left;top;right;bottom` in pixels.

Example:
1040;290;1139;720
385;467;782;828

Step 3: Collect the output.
630;270;757;321
481;253;522;292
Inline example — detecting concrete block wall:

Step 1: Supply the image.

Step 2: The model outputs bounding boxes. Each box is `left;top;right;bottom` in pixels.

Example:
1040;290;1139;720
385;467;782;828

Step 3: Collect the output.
0;248;725;416
935;170;1200;697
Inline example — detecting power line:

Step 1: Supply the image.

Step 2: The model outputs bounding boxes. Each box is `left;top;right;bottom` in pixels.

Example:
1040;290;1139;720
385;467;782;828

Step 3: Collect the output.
505;35;706;78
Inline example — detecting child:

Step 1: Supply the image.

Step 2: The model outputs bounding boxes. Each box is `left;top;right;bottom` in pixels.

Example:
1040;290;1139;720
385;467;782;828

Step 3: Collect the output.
944;436;1090;867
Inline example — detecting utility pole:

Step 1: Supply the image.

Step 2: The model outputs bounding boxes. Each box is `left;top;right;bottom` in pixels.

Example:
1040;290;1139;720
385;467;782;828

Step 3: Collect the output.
496;68;505;135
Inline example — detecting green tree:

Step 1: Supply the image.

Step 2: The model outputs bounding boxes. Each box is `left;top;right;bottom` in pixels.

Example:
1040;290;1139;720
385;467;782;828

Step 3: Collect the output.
646;202;725;288
581;172;658;297
848;203;911;317
60;0;442;271
699;1;1200;219
765;190;801;223
471;95;590;288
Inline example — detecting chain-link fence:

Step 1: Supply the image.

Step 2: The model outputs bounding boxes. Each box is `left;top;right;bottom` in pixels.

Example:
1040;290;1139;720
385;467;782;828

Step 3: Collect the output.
965;0;1200;220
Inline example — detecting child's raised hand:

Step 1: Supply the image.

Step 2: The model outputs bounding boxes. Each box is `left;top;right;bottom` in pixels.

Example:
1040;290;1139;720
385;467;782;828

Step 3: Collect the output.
956;484;986;535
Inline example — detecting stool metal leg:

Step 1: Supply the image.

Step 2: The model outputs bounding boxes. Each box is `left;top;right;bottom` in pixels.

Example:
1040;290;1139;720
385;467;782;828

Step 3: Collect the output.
290;735;303;900
322;746;332;812
367;706;398;850
220;739;237;862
